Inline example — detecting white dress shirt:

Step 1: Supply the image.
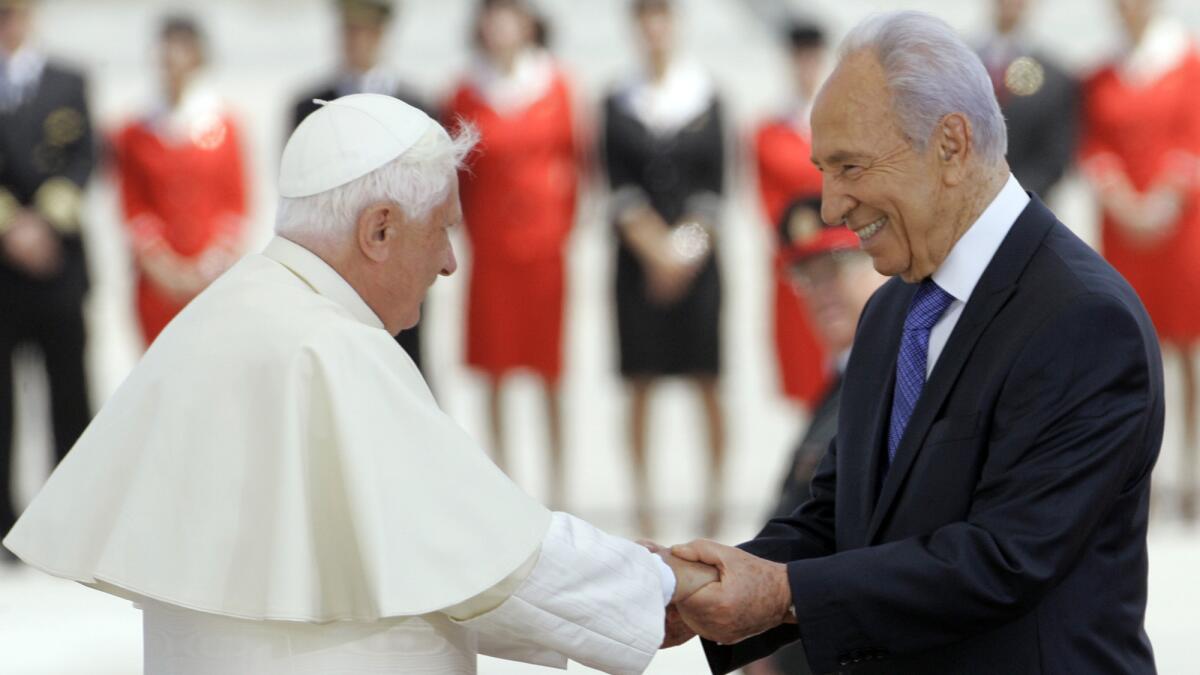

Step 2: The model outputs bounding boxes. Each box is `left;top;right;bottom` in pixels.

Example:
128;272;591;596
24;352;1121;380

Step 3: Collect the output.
927;174;1029;376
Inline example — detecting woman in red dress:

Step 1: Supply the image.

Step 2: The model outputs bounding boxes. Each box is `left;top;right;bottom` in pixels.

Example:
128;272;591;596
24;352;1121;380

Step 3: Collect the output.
752;22;831;410
445;0;578;507
1081;0;1200;521
114;16;247;346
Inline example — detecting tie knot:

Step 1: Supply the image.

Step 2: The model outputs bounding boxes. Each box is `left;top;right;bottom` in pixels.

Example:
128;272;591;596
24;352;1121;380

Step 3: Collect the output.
904;280;955;331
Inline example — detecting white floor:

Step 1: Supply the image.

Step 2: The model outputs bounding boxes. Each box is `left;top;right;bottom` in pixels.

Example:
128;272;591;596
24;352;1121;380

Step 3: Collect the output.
4;1;1200;673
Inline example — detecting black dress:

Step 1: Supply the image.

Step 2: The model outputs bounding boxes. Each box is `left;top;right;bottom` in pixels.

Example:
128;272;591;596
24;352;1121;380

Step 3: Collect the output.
290;78;433;370
602;89;725;377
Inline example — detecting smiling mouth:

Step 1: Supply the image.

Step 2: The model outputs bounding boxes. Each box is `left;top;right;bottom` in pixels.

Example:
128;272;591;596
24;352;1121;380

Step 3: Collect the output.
854;216;886;242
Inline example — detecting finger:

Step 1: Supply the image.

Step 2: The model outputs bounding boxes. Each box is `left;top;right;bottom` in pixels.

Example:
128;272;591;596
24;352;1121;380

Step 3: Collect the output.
672;539;727;568
661;628;696;649
661;605;697;649
636;539;661;553
670;542;701;562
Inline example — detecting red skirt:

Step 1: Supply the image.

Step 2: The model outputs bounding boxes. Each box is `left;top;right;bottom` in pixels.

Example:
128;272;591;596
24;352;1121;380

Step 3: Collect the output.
1102;214;1200;343
465;253;565;382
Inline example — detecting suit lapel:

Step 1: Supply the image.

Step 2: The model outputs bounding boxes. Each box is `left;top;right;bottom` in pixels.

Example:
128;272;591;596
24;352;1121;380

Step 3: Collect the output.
865;195;1057;543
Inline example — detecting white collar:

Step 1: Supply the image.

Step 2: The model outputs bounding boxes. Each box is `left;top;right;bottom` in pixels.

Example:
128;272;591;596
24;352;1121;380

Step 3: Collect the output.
468;47;555;116
263;236;386;330
834;348;851;375
148;78;225;145
979;33;1023;68
932;173;1029;304
1118;16;1192;86
622;58;713;136
1;43;45;90
337;65;404;98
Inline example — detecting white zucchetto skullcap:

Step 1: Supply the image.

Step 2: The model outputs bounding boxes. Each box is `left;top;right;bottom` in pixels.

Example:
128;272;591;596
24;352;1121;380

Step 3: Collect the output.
278;93;438;198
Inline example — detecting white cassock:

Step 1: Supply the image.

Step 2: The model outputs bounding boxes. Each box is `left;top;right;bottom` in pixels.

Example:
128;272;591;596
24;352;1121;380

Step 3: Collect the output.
3;236;672;674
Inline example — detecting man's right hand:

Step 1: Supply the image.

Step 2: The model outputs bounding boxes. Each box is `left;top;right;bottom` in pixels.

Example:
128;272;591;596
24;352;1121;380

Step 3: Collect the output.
637;539;711;648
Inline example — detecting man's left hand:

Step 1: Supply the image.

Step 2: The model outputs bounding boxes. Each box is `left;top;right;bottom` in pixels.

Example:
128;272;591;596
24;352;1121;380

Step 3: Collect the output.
671;539;793;646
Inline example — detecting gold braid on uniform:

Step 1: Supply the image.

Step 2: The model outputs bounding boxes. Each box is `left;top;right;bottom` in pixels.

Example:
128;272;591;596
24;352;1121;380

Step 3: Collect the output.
0;188;19;237
33;177;83;234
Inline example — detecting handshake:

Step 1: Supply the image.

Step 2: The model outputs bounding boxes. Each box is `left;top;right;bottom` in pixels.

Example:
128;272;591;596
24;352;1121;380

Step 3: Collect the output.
643;539;795;649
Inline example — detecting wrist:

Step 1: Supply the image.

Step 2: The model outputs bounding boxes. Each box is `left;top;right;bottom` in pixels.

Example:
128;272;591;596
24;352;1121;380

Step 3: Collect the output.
772;561;794;623
652;551;677;606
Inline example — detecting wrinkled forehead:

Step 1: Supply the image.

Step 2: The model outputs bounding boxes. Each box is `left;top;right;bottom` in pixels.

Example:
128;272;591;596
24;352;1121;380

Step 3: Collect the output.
810;50;906;160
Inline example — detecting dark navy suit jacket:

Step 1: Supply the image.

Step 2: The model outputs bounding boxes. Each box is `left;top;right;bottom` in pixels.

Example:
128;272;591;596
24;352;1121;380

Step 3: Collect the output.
705;196;1162;674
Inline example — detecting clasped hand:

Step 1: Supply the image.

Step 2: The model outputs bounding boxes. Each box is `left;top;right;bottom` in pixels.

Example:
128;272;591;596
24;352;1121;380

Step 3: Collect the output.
643;539;794;649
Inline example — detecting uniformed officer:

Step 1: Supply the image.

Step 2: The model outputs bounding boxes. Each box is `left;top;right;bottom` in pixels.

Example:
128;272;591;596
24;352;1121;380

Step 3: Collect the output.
0;0;95;555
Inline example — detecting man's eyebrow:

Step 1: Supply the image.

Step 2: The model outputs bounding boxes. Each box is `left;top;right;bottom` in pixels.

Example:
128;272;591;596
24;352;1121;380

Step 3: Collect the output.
819;151;865;166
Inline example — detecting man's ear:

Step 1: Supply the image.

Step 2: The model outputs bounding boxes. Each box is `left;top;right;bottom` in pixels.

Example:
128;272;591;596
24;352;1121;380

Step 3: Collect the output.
356;202;396;263
936;113;971;187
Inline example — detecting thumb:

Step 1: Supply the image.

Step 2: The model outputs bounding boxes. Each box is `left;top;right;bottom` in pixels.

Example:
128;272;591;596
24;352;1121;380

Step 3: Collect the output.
671;539;724;567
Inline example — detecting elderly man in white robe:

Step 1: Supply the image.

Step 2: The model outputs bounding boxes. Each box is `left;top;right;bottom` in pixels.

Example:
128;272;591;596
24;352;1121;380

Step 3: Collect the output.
2;94;717;674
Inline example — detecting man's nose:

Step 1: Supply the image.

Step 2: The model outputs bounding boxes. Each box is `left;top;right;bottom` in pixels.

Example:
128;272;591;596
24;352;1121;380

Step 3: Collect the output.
821;178;856;226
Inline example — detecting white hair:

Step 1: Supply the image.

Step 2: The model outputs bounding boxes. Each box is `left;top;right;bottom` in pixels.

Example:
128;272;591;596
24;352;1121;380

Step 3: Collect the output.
274;122;479;242
838;11;1007;164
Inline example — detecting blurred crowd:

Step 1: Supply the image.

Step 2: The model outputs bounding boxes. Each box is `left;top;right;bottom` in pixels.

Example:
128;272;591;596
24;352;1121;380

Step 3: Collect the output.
2;0;1198;590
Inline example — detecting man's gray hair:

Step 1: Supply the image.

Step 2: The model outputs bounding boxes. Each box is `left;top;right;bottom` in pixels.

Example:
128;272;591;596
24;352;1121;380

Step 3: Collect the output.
274;123;478;242
839;11;1007;164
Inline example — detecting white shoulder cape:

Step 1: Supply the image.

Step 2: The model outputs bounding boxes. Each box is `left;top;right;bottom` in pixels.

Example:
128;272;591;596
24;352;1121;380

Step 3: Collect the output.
4;237;551;622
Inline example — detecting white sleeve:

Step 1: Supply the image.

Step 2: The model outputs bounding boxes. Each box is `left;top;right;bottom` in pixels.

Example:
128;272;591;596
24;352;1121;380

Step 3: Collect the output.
452;512;669;675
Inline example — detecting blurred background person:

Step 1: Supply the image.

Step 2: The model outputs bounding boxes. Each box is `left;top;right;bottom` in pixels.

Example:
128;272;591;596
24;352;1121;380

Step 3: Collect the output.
0;0;94;558
291;0;430;370
978;0;1079;202
445;0;578;506
602;0;725;537
113;15;247;347
742;197;885;675
1081;0;1200;522
752;19;830;411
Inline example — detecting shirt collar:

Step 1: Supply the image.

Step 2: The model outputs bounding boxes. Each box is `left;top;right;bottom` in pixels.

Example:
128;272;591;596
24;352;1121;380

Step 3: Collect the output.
1118;16;1192;86
834;348;852;375
1;44;45;89
932;173;1029;304
263;236;386;330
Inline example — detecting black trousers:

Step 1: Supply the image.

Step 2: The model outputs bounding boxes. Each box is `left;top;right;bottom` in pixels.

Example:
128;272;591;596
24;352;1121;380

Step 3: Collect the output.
0;281;90;537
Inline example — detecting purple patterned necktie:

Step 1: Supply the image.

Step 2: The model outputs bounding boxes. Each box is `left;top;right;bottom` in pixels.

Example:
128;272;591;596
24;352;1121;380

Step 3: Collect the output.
887;279;955;465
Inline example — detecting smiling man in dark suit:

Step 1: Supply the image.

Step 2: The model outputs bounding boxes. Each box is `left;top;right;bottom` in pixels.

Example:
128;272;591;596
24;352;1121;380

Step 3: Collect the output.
663;10;1163;675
